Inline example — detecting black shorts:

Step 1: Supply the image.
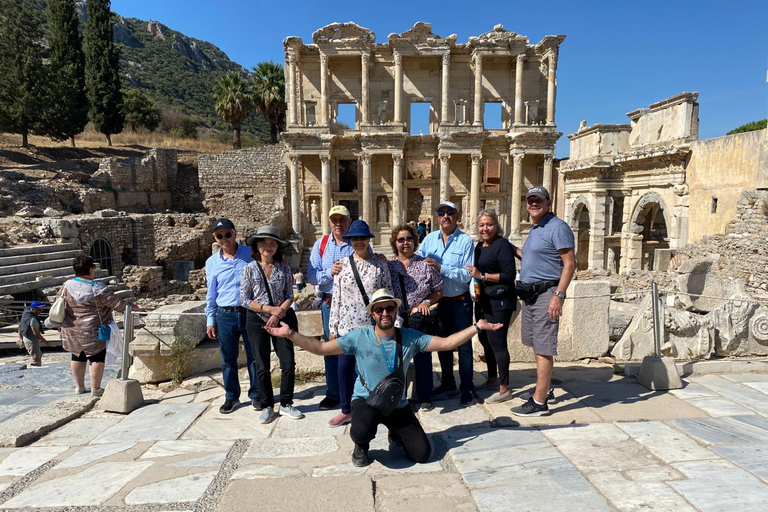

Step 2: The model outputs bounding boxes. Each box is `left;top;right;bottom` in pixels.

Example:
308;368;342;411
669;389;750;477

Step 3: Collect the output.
71;348;107;363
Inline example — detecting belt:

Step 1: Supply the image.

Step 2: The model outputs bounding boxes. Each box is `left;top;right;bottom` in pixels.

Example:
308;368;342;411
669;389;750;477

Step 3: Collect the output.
218;305;246;312
441;292;468;302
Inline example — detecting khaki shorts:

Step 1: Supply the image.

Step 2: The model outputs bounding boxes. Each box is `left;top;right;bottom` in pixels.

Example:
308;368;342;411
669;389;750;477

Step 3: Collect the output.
520;286;559;356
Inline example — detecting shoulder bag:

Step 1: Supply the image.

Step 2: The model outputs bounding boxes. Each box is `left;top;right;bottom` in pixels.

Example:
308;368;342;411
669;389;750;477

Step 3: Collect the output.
360;328;405;416
49;286;67;323
398;273;440;335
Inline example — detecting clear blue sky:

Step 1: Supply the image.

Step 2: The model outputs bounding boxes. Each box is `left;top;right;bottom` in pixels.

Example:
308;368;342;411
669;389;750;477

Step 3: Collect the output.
112;0;767;158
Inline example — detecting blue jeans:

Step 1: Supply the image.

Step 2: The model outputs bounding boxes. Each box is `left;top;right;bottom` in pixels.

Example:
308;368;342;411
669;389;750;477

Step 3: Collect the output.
320;298;340;400
216;307;258;401
436;297;474;392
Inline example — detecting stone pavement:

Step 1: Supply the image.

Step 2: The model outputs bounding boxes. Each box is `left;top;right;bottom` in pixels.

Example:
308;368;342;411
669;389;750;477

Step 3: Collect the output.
1;363;768;511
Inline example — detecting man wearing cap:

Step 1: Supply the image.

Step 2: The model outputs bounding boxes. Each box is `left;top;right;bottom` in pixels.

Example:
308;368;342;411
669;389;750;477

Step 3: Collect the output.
307;204;353;411
265;288;502;467
17;301;50;366
511;187;575;417
205;218;259;414
417;201;477;407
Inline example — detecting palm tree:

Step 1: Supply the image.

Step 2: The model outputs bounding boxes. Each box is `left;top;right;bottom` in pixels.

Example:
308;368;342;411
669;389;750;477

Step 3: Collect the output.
251;61;286;144
213;72;254;149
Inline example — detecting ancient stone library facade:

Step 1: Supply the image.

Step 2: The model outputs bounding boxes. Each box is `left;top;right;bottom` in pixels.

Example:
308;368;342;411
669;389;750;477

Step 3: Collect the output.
279;21;565;243
560;92;768;274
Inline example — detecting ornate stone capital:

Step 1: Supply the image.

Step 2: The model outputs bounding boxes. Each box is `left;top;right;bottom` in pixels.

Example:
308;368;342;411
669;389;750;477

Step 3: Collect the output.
319;154;330;165
287;52;297;65
289;155;301;166
442;52;451;66
471;153;482;165
512;153;525;166
361;52;370;66
439;154;451;164
320;53;328;67
359;153;372;166
393;51;402;66
543;154;554;165
392;153;403;165
516;53;526;65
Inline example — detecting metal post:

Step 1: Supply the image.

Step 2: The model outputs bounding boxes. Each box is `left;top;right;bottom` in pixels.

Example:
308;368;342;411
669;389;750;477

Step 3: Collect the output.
651;282;661;358
122;304;133;381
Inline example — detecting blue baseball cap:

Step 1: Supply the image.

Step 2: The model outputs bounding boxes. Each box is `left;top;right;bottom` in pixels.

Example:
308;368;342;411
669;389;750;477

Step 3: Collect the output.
30;301;46;309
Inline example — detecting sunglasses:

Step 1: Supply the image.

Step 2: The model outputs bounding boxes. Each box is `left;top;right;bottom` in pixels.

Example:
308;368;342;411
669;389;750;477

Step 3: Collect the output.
396;236;415;244
437;209;456;217
349;236;370;242
372;305;397;315
215;232;233;240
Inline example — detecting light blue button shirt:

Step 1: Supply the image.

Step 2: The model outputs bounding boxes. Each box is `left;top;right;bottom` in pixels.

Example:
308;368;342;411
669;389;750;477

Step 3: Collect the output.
307;235;355;295
417;228;473;297
204;244;253;326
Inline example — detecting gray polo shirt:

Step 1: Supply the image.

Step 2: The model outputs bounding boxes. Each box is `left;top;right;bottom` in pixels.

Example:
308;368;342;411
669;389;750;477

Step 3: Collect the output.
519;213;575;283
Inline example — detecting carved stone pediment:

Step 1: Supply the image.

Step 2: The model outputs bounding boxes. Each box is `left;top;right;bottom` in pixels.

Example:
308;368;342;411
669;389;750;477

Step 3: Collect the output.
312;22;375;45
387;21;456;46
471;24;529;46
535;34;567;55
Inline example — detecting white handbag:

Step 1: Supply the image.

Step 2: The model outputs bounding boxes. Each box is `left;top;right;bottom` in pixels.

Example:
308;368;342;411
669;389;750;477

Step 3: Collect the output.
49;295;66;323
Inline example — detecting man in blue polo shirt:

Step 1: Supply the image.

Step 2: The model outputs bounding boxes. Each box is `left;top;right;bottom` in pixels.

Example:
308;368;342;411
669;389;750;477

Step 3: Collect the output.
511;187;575;417
205;218;259;414
417;201;476;407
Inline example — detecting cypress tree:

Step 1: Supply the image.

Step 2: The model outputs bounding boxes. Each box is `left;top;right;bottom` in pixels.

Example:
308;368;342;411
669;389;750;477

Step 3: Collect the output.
84;0;124;146
0;0;47;148
43;0;89;147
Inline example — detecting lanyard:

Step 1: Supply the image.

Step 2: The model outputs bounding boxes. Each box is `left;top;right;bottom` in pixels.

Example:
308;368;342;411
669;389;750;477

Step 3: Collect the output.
73;277;94;285
378;340;396;374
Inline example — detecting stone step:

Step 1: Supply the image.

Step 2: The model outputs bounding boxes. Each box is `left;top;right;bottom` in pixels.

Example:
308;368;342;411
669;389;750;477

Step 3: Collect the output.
0;269;109;296
0;266;75;286
0;257;79;277
0;249;81;267
0;242;79;258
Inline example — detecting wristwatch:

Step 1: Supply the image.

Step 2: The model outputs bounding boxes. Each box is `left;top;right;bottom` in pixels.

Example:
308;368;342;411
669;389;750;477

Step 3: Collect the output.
554;291;566;299
422;299;431;306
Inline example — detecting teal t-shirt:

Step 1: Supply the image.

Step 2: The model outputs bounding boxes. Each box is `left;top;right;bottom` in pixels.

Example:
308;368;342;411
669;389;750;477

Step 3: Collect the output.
336;326;432;409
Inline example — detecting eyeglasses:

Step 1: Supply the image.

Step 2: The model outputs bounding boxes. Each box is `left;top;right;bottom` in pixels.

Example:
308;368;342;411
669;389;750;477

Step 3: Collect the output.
349;236;369;242
372;305;397;315
215;232;233;240
396;236;415;244
437;209;457;217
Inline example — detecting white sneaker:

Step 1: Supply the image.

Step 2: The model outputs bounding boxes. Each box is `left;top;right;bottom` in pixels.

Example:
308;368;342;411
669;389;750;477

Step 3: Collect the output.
279;404;304;420
258;406;275;424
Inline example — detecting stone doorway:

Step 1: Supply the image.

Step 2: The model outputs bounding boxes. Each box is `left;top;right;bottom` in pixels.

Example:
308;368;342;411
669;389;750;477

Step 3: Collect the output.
406;188;433;224
576;204;590;271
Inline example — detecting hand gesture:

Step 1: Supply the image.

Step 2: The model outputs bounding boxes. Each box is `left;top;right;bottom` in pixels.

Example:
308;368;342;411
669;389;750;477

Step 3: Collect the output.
264;321;291;339
476;319;503;331
266;314;281;328
464;265;481;279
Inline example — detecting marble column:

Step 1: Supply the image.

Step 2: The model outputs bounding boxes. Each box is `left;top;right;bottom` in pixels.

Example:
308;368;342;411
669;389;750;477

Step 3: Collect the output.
319;53;329;126
546;53;557;125
361;53;370;124
618;189;632;273
393;51;403;124
360;153;372;223
514;53;525;125
289;155;302;235
510;152;525;236
589;192;608;270
439;154;451;203
392;154;403;226
472;53;483;127
441;52;450;124
286;52;296;125
469;153;482;235
320;154;331;234
542;153;554;192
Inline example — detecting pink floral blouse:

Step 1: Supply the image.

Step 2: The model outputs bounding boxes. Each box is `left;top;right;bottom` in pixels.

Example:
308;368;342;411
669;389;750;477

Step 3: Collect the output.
328;255;392;338
387;255;443;315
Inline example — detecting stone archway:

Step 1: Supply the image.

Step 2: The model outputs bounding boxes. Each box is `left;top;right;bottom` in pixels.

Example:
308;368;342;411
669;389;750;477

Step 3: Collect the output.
89;238;114;276
569;195;591;270
628;192;670;270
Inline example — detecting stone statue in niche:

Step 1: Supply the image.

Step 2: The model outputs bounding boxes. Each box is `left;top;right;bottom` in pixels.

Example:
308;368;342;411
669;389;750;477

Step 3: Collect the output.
378;197;388;223
310;200;319;224
377;101;388;124
305;103;316;126
454;100;466;125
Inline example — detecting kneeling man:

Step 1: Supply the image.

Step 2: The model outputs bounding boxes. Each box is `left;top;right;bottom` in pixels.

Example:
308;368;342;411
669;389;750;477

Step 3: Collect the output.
266;288;501;467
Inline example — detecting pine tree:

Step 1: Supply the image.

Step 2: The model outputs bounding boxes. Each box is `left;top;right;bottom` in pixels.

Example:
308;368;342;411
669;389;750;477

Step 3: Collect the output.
43;0;89;147
0;0;47;148
84;0;124;146
123;89;161;132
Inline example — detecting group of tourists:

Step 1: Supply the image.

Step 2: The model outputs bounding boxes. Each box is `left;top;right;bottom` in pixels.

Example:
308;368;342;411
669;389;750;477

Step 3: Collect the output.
203;185;574;467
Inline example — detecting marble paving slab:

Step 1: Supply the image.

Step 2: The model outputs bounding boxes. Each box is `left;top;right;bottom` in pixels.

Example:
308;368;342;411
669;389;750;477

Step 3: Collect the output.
56;442;137;469
123;470;217;505
616;421;719;463
140;440;234;459
167;452;227;467
685;397;755;417
712;442;768;480
0;389;40;406
745;382;768;395
16;391;71;406
232;464;305;479
270;396;338;438
691;375;768;416
587;471;697;511
181;404;274;440
36;417;121;446
192;387;225;403
244;436;339;459
722;374;768;383
417;403;490;433
670;382;720;400
0;446;69;477
2;461;153;508
312;463;368;477
90;403;207;444
669;459;768;512
674;415;768;445
159;388;196;404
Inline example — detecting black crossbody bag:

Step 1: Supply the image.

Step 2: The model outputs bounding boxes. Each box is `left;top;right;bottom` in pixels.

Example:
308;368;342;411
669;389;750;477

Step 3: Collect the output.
359;328;405;416
398;273;440;335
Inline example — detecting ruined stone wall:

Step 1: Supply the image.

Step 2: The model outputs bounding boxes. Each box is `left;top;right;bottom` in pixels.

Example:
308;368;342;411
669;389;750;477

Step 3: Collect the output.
627;93;699;147
77;214;156;277
198;145;290;233
687;129;766;242
153;214;213;278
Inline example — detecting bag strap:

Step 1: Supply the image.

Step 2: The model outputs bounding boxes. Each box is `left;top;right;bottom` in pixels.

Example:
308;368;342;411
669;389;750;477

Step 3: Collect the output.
319;234;331;259
398;273;410;312
348;255;369;306
255;262;275;306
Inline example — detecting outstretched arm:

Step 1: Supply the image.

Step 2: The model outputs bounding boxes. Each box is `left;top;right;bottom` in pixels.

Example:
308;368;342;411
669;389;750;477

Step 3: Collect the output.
426;319;503;352
265;322;345;356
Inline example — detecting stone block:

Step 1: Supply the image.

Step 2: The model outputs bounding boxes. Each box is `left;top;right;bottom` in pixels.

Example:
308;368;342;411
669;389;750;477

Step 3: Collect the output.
129;301;207;358
296;310;324;338
653;248;673;271
129;339;247;384
41;218;78;238
676;257;746;312
637;356;683;390
96;209;118;218
98;379;145;414
508;280;611;362
117;191;149;208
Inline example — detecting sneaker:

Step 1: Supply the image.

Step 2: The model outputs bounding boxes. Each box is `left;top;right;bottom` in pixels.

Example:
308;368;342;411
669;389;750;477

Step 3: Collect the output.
279;404;304;420
258;406;276;424
219;399;239;414
419;401;434;411
518;388;557;404
328;412;352;428
511;397;551;417
74;385;87;395
432;383;458;398
91;388;104;398
251;398;263;411
352;444;370;467
460;391;477;407
485;390;513;404
318;396;340;410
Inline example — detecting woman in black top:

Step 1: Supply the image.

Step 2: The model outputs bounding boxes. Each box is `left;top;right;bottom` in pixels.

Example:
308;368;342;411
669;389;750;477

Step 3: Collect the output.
465;209;517;403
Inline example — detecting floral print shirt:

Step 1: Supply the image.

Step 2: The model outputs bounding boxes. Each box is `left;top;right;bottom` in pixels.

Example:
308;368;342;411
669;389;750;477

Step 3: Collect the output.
329;255;392;338
388;255;443;317
240;261;293;322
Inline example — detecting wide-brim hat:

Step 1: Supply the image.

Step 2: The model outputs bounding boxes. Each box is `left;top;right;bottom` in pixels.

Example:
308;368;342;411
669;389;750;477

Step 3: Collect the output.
343;220;374;239
365;288;402;314
211;217;235;232
526;186;550;201
434;201;458;212
246;225;289;248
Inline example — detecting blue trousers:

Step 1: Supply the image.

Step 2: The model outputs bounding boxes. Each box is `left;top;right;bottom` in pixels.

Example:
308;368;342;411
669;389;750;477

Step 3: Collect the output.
215;308;258;401
436;296;474;392
320;298;340;400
